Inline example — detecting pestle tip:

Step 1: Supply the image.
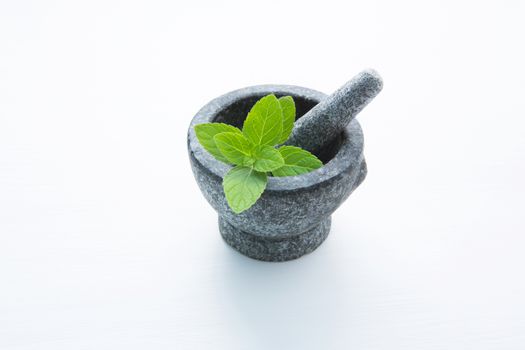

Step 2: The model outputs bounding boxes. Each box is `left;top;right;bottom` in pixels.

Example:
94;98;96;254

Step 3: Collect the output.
360;68;384;92
285;69;384;154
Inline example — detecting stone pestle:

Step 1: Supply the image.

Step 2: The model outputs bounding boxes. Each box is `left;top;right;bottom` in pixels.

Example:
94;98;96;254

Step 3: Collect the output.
285;69;383;155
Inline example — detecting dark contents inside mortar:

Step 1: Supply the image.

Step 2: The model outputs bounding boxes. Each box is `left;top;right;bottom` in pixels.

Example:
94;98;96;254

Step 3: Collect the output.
213;94;344;164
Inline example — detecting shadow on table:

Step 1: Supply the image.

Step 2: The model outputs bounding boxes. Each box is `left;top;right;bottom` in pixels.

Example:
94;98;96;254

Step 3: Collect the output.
218;231;356;349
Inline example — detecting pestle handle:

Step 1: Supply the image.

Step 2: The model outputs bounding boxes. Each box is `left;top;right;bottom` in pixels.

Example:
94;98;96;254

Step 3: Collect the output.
285;69;383;154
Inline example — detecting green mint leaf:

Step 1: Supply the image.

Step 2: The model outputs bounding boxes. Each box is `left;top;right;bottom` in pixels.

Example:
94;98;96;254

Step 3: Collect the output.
272;146;323;177
252;145;284;172
194;123;243;163
214;132;253;166
278;96;296;144
223;166;267;213
242;94;283;147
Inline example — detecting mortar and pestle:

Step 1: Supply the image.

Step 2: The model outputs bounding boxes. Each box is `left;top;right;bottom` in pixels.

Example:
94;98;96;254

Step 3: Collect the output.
188;70;383;261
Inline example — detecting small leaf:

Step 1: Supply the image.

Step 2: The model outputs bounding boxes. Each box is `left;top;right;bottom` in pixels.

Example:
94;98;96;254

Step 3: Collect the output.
214;132;253;166
242;94;283;147
272;146;323;177
223;166;267;213
278;96;295;144
252;145;284;172
194;123;243;163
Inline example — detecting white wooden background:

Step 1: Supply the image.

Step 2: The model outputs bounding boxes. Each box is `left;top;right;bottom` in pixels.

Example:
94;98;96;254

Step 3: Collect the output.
1;1;524;349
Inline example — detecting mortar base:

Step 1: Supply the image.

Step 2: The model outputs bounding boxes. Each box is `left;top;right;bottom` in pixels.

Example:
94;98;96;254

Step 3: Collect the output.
218;216;331;262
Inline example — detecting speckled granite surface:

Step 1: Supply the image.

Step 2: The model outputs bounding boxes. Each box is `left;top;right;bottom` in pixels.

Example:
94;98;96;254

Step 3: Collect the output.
286;70;383;155
219;216;331;262
187;78;378;261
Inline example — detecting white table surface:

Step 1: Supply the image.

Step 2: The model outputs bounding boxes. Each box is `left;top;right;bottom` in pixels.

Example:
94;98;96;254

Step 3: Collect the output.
1;1;524;349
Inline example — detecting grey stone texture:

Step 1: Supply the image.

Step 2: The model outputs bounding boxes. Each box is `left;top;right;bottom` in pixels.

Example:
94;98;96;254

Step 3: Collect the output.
285;69;383;155
187;76;380;261
219;216;331;262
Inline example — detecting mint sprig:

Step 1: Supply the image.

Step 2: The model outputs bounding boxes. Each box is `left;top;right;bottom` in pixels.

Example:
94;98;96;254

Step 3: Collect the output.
214;132;253;166
272;146;323;177
242;94;283;147
194;123;243;163
252;145;284;172
194;94;323;214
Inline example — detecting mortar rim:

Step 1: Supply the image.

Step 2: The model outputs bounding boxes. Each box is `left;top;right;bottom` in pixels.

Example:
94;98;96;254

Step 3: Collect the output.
188;84;364;191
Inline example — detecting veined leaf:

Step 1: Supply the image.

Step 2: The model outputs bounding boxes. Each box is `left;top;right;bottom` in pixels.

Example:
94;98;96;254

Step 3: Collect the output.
194;123;242;163
223;166;267;213
242;94;283;146
278;96;295;144
272;146;323;177
194;96;325;214
252;145;284;172
214;132;253;166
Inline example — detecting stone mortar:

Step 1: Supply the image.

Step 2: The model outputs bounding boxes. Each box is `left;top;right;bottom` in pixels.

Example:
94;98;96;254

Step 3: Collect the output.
187;85;367;262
